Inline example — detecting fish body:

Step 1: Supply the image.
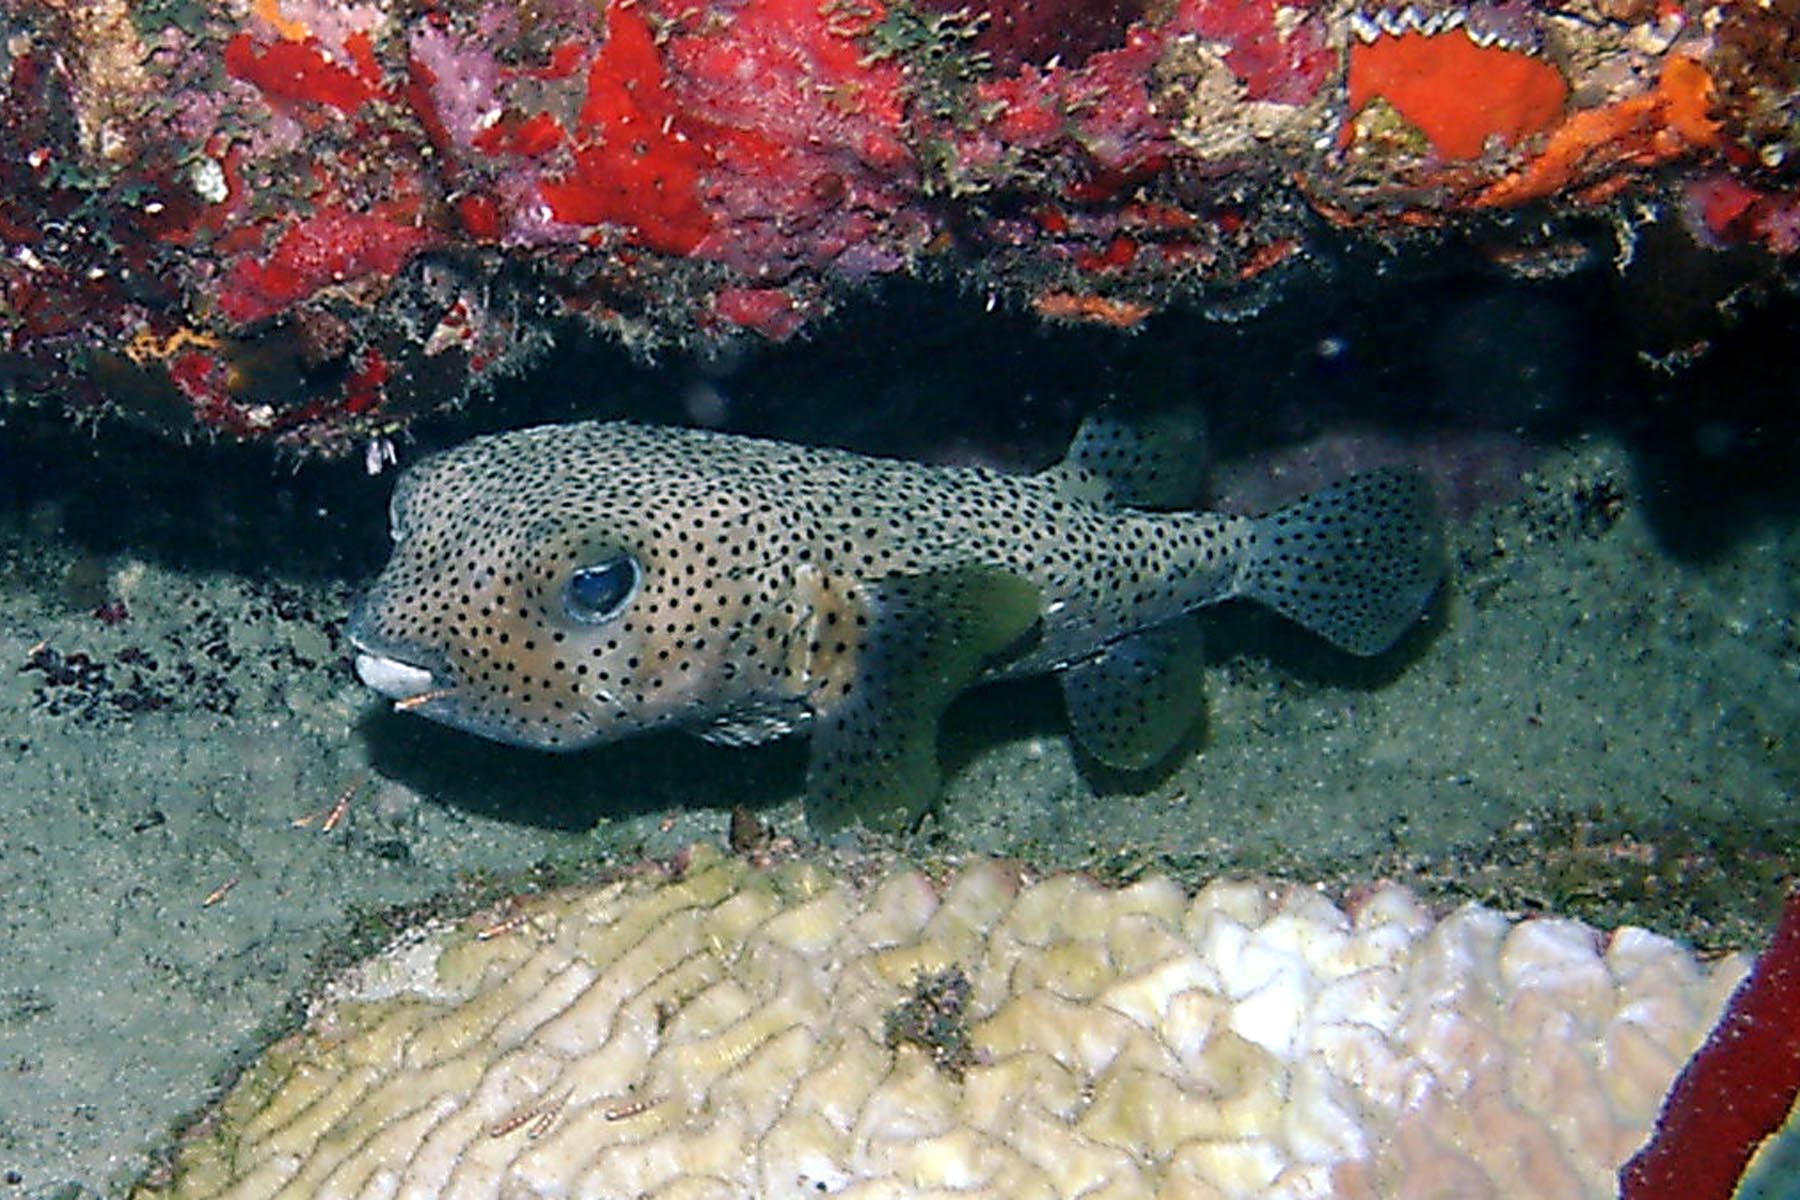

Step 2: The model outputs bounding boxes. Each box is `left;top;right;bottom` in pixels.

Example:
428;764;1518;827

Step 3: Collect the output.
350;419;1443;830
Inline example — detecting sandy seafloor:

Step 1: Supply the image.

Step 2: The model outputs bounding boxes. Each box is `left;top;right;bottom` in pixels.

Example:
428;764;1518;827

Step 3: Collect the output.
1;273;1797;1196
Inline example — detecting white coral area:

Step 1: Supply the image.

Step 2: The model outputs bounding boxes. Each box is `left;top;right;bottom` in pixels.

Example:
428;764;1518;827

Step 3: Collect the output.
139;849;1746;1200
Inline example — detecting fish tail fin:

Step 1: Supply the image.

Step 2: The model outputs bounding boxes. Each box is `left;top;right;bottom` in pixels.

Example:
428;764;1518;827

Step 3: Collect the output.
1238;468;1444;656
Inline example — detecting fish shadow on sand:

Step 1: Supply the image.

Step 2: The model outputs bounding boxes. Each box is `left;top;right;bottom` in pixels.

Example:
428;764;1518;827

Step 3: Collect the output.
942;594;1449;796
356;708;806;831
1204;586;1450;690
356;588;1449;834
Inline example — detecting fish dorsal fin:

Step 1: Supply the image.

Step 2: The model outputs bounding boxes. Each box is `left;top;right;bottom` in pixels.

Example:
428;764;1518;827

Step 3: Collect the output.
1060;619;1208;771
804;565;1040;834
1044;413;1208;509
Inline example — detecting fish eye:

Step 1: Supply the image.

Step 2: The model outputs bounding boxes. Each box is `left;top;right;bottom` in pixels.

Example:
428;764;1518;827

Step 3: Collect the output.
563;554;640;624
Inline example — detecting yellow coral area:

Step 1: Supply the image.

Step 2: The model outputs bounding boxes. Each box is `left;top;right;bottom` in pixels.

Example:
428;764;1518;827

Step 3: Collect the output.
136;849;1745;1200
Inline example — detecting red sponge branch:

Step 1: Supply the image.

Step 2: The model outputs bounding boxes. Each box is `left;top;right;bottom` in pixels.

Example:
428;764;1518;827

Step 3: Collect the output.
1621;887;1800;1199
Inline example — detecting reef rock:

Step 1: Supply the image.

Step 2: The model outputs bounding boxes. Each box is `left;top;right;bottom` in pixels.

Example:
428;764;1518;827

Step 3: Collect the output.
4;0;1793;452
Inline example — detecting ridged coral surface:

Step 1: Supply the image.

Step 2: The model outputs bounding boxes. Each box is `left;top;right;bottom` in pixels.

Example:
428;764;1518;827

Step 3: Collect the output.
141;850;1745;1200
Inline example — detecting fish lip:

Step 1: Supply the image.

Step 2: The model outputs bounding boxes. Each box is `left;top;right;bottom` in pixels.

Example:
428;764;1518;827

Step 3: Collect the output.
345;610;450;703
353;651;439;702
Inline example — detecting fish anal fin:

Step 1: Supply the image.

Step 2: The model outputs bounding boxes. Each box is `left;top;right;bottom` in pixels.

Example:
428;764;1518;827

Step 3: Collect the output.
1059;620;1208;771
804;565;1040;834
1044;412;1208;510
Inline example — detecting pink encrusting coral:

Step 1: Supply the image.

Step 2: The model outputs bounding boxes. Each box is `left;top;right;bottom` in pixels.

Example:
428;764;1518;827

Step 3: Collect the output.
218;207;439;324
222;30;386;114
0;0;1791;452
670;0;921;277
538;5;722;257
404;0;920;269
1685;174;1800;255
1177;0;1334;104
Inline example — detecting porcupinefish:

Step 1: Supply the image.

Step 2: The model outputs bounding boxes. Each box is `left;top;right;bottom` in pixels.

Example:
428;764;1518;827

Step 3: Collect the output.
349;419;1443;832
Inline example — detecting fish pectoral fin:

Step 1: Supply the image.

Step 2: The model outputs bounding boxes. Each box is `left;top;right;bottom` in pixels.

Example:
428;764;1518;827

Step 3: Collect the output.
804;565;1041;834
1060;619;1208;771
1042;410;1208;510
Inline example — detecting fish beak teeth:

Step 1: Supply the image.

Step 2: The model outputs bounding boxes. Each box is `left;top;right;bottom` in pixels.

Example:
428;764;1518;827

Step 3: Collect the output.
354;653;438;702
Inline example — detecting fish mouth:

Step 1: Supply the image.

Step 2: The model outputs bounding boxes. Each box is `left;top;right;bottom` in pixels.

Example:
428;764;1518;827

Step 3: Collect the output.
352;649;467;724
347;630;549;748
345;609;589;750
346;609;456;714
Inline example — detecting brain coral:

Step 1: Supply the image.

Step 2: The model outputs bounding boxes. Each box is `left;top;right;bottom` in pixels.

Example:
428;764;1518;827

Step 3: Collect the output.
137;849;1745;1200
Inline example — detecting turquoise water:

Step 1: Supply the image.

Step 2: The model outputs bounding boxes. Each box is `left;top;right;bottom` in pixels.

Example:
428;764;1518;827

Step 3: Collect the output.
1;270;1796;1194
